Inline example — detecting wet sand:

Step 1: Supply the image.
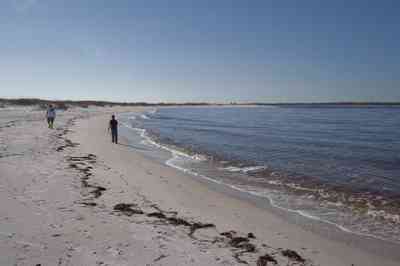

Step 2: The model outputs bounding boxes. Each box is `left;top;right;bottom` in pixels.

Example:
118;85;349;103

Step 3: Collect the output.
0;105;399;265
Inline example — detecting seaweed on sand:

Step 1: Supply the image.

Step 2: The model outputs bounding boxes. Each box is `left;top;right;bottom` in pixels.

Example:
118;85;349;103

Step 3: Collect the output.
281;249;306;263
113;203;144;216
257;253;277;265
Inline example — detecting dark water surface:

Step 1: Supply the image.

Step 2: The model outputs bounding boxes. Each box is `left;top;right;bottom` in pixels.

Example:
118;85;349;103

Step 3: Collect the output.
120;106;400;243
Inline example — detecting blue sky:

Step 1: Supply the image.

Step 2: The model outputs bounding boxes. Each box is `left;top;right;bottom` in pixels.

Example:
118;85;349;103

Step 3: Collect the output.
1;0;399;102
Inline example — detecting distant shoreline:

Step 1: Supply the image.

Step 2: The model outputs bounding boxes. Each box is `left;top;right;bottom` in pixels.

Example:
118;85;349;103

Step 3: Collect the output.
1;97;400;108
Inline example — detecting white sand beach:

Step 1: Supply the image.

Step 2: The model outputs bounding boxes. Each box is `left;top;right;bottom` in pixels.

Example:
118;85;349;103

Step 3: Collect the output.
1;106;399;266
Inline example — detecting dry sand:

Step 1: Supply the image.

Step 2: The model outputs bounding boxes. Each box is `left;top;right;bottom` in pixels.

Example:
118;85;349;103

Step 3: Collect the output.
0;106;399;265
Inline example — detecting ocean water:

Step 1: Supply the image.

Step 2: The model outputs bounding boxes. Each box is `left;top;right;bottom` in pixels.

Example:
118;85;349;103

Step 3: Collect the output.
120;106;400;243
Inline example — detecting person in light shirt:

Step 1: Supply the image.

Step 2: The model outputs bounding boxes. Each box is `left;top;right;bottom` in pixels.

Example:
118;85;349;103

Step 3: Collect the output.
46;104;56;129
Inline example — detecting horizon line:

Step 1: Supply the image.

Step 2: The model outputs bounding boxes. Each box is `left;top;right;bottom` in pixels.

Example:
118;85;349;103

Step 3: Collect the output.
1;97;400;106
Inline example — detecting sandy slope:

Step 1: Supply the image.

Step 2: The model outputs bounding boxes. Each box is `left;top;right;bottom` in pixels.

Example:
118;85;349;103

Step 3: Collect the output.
0;106;399;266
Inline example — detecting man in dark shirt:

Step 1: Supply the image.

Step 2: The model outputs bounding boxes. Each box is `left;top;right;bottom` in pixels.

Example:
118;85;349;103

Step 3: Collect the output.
109;115;118;144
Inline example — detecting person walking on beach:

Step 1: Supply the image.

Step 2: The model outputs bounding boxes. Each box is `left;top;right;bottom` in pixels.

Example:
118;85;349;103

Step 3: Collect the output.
109;115;118;144
46;104;56;129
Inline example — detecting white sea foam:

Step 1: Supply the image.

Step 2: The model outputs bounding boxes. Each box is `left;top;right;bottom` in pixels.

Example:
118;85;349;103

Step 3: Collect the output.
122;122;206;161
367;210;400;224
138;109;158;120
221;165;267;173
140;114;150;120
148;108;157;114
267;180;283;186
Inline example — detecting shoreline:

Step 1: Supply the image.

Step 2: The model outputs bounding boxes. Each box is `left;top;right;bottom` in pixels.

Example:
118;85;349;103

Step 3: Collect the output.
1;106;399;265
121;108;400;245
72;108;399;265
